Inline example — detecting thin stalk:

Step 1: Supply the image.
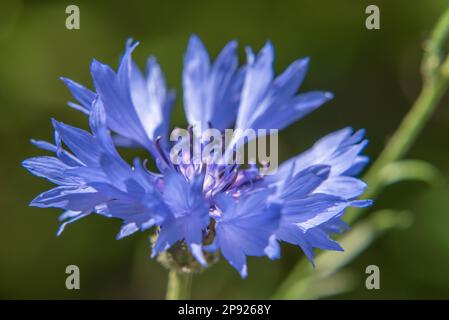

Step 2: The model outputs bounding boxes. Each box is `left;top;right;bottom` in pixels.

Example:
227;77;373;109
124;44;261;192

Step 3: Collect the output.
273;5;449;299
345;5;449;223
346;80;448;223
166;271;192;300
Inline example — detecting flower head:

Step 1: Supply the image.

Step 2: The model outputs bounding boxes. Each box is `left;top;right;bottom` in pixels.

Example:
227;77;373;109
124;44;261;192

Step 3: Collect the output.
23;35;371;278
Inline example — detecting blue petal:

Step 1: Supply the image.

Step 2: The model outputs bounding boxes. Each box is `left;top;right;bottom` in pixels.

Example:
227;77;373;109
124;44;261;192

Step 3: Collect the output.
320;218;350;234
208;41;244;130
30;139;82;167
162;171;208;219
30;139;58;152
276;217;347;266
146;57;176;139
116;222;139;239
130;56;175;141
219;235;249;278
264;235;281;260
58;210;82;221
343;155;370;176
57;212;90;236
276;164;330;200
257;91;333;131
235;42;274;131
151;214;207;259
190;243;207;267
213;190;281;277
275;224;316;263
22;156;79;185
30;185;106;211
152;171;209;264
64;166;107;185
182;35;211;128
51;119;99;167
60;77;96;113
305;227;343;252
276;189;372;264
281;194;370;231
99;154;132;190
90;42;156;154
107;198;167;239
314;176;367;200
271;57;309;101
112;135;141;147
183;35;243;131
274;127;368;181
234;43;331;134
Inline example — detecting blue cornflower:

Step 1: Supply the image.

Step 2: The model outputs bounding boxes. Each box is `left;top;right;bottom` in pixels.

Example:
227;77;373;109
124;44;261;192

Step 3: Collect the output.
22;35;372;278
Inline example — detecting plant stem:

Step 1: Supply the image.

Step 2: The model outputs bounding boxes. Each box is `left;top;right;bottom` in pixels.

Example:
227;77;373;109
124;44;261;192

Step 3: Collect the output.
273;5;449;299
346;79;448;223
344;6;449;224
166;270;192;300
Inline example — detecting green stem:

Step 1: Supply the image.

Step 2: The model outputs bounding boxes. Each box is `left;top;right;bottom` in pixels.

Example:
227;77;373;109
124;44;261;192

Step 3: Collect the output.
166;270;192;300
273;5;449;299
346;80;448;223
344;6;449;224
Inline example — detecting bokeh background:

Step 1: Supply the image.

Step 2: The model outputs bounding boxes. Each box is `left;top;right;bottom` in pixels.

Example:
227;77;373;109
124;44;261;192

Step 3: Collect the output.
1;0;449;299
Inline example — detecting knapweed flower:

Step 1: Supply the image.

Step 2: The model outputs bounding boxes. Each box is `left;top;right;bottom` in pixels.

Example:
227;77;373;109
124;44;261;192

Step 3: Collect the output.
22;35;372;278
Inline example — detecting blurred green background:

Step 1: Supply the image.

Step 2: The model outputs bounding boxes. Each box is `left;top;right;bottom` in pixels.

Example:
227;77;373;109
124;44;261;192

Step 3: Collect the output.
1;0;449;299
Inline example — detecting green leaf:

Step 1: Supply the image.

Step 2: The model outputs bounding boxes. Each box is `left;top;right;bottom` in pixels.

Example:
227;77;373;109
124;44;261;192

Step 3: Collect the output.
379;159;445;187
